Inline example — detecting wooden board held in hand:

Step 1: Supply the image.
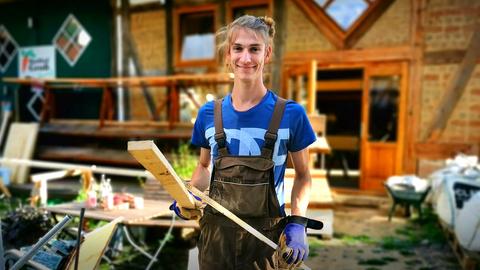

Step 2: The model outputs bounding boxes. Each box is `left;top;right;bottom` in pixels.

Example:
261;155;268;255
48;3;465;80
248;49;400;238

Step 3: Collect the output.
128;140;196;209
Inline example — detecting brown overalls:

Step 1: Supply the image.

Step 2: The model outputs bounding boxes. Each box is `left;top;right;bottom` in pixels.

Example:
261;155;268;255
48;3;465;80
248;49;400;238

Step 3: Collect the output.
197;97;287;270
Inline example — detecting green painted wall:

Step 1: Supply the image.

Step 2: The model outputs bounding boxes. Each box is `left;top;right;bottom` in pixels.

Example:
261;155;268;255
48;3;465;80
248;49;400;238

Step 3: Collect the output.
0;0;113;120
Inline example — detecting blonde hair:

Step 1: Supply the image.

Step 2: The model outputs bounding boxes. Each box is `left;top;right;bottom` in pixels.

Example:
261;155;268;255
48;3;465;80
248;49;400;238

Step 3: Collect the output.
216;15;275;64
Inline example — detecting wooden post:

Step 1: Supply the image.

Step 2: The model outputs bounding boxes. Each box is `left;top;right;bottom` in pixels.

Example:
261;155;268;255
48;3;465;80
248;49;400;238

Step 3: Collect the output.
307;60;317;114
272;0;286;93
120;0;131;119
405;0;426;174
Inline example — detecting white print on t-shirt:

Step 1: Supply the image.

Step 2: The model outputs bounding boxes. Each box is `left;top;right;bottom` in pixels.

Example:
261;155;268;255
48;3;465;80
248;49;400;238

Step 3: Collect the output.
204;127;289;167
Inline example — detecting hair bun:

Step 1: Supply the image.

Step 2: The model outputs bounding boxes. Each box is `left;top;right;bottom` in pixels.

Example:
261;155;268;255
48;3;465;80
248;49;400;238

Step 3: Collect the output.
259;16;275;38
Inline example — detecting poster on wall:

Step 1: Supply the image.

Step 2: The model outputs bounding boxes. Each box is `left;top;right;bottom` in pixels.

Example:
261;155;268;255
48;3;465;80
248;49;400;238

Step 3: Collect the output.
17;45;56;121
18;45;56;78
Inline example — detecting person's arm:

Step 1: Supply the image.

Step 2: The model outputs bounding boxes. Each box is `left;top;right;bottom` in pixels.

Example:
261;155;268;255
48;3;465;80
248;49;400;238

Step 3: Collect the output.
190;147;211;192
289;148;311;216
170;147;210;220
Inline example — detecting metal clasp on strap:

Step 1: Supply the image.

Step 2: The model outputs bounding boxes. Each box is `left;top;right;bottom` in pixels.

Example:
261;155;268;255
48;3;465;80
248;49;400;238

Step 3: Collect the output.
214;132;226;148
263;132;277;149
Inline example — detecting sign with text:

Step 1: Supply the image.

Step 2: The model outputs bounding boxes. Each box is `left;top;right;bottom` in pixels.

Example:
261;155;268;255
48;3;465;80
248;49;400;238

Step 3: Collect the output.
18;45;56;78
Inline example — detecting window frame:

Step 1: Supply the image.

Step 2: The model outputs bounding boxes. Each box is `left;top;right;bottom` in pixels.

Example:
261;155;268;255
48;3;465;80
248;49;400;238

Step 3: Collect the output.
52;14;91;66
174;4;218;68
226;0;272;23
292;0;395;49
0;25;19;73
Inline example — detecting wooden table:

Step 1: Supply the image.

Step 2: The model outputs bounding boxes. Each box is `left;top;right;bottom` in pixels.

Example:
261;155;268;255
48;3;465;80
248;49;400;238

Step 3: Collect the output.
43;199;198;267
2;74;233;128
44;199;170;224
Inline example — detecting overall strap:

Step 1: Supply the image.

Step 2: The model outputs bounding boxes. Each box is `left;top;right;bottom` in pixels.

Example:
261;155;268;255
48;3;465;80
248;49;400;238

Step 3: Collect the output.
261;97;287;159
214;99;229;156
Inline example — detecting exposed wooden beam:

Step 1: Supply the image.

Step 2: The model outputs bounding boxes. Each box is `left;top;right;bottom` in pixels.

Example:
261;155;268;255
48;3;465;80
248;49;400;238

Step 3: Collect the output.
291;0;344;49
317;79;363;91
272;0;286;93
344;0;395;48
404;0;426;174
424;49;480;65
122;0;159;120
121;0;131;118
415;142;479;160
283;46;414;66
424;22;480;141
165;0;174;75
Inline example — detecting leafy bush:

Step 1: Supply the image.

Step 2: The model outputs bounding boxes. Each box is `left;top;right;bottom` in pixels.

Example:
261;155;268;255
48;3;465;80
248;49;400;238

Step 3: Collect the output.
171;142;197;180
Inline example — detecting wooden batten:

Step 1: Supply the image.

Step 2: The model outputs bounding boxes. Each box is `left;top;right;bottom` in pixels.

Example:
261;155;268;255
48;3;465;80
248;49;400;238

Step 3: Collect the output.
316;79;363;91
283;46;414;66
415;142;479;160
424;50;480;65
128;140;196;208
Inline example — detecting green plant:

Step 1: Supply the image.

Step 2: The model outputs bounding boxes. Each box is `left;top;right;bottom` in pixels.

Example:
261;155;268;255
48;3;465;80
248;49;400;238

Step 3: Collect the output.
171;142;198;180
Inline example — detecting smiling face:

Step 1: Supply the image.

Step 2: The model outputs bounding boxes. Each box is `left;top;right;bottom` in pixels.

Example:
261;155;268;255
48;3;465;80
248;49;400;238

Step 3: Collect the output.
226;27;272;83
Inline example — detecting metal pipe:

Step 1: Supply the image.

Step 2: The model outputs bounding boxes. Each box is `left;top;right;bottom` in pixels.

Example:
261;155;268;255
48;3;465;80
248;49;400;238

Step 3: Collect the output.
10;215;73;270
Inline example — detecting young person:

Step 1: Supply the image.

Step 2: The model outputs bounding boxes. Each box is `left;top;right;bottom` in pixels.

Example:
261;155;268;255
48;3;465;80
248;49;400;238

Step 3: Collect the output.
170;15;317;270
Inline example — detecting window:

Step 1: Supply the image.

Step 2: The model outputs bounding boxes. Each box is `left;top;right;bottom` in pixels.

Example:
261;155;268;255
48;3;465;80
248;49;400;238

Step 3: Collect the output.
0;25;19;73
228;0;271;21
293;0;394;48
53;14;91;66
323;0;369;31
175;5;217;67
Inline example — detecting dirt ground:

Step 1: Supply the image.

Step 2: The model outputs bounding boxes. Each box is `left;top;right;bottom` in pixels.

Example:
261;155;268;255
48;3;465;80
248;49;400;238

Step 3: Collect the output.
305;194;461;270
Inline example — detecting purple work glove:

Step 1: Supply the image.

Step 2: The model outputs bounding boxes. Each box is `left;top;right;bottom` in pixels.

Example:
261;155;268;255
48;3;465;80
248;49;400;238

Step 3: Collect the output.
283;222;308;265
169;192;202;220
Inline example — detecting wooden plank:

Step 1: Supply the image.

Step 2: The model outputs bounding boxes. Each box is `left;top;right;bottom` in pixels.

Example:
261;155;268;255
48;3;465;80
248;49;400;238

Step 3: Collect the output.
425;22;480;141
128;140;196;208
415;142;478;160
2;123;39;184
0;158;147;178
317;79;363;91
67;217;123;270
30;169;82;183
424;50;480;65
327;135;359;151
1;74;233;87
38;146;140;167
308;114;326;135
283;46;414;66
44;200;171;224
284;168;333;207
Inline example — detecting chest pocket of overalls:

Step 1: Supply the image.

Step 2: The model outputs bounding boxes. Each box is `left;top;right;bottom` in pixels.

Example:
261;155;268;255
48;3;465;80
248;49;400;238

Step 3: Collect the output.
210;156;275;218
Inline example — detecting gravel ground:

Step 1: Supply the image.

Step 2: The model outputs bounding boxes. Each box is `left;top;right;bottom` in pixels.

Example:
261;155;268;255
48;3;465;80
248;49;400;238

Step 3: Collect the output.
305;202;461;270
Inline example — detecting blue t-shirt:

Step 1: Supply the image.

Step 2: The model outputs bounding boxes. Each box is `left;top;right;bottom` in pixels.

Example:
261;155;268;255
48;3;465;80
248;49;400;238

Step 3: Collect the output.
191;90;316;207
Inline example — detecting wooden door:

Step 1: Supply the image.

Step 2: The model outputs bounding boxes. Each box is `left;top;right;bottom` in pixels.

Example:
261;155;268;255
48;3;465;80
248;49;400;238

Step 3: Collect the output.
360;62;408;192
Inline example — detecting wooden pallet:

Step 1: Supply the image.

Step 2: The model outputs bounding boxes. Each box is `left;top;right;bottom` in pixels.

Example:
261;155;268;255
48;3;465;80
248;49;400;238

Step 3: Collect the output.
440;221;480;270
